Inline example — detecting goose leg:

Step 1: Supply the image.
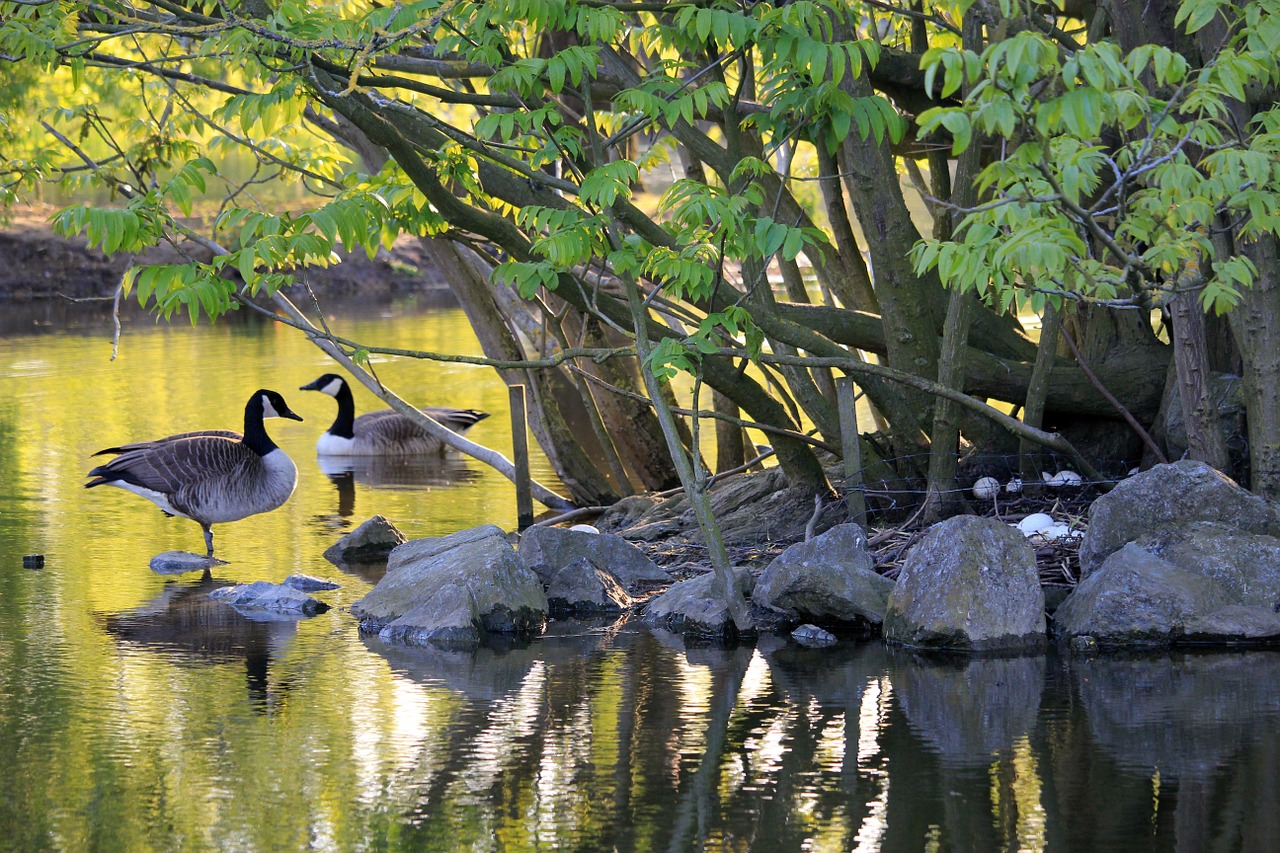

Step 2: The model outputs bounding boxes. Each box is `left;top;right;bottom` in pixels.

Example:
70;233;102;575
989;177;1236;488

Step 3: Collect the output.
202;524;215;558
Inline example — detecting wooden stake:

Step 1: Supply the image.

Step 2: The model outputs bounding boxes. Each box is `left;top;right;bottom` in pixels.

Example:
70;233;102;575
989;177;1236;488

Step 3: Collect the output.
836;376;867;528
510;385;535;531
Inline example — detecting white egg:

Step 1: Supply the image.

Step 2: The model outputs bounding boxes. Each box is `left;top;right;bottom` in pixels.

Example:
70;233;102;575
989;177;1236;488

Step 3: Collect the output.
569;524;600;534
1006;477;1022;494
1016;513;1055;536
1128;467;1141;477
1029;523;1072;543
1042;470;1083;487
972;476;1001;500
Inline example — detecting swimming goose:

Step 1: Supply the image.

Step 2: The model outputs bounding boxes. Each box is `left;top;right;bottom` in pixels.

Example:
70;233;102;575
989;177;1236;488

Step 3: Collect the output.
85;389;303;557
300;373;489;456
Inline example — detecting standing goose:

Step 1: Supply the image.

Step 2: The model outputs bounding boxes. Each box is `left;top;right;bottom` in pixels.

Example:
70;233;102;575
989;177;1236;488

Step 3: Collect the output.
300;373;489;456
85;389;304;557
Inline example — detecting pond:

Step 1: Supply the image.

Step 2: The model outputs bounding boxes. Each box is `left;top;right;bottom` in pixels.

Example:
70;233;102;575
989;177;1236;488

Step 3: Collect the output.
1;294;1278;852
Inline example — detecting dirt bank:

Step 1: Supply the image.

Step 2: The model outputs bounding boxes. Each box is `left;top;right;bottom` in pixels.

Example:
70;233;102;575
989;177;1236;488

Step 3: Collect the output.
0;209;450;302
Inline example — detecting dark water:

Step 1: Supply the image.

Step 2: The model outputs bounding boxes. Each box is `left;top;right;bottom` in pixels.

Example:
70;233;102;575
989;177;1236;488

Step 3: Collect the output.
2;298;1279;852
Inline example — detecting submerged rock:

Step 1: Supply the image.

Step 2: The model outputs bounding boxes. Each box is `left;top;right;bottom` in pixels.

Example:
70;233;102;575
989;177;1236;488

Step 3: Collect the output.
149;551;227;574
352;525;547;648
752;523;893;628
520;524;669;591
209;581;330;615
323;515;407;564
284;573;340;592
791;624;838;648
884;516;1045;651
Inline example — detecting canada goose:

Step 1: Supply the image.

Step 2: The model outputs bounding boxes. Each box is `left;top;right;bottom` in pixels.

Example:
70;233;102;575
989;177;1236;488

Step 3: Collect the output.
85;389;303;557
300;373;489;456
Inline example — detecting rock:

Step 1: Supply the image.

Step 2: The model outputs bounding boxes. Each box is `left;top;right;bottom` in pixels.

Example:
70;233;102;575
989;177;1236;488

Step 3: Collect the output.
1079;460;1280;576
352;525;547;648
643;568;754;637
1135;522;1280;606
519;524;669;592
791;624;838;648
1183;605;1280;642
884;516;1045;651
149;551;227;574
283;573;340;592
1057;527;1280;646
1052;544;1228;646
209;581;330;615
751;523;893;627
545;558;633;617
323;515;407;564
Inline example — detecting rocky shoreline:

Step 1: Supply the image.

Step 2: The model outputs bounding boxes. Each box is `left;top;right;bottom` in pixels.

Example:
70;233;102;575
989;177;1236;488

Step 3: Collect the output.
207;459;1280;654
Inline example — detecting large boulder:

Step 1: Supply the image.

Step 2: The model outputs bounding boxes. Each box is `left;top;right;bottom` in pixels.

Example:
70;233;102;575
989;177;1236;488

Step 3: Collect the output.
1079;460;1280;576
1053;544;1230;645
1054;536;1280;646
1135;522;1280;606
884;516;1045;651
519;525;669;592
352;525;547;648
643;569;754;637
752;524;893;627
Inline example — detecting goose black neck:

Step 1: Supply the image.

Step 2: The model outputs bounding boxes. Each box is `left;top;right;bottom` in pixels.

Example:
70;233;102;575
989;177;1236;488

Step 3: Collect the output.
242;396;280;456
328;381;357;438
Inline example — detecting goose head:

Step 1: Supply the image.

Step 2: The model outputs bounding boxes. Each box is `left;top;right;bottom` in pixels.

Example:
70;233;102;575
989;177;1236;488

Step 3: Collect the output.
299;374;347;398
253;389;305;422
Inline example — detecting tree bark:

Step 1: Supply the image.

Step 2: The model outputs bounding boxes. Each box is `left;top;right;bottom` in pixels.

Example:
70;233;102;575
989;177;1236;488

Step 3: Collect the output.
417;239;621;505
1231;237;1280;497
1169;273;1230;471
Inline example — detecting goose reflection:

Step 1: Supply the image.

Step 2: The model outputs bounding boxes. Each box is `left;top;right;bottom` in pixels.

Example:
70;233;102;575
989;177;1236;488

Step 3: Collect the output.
100;576;299;711
317;453;478;518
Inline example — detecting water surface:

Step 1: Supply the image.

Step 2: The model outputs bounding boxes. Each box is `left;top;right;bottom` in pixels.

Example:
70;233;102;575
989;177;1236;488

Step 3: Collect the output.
1;296;1278;852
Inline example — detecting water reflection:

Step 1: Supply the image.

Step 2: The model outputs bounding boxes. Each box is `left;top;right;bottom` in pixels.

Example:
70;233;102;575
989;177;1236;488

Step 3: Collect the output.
6;297;1280;850
100;576;303;711
316;453;478;519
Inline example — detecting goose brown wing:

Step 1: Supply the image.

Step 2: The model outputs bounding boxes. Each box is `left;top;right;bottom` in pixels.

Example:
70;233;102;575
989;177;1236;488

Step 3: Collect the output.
87;434;252;495
353;410;438;450
423;407;489;431
93;430;243;456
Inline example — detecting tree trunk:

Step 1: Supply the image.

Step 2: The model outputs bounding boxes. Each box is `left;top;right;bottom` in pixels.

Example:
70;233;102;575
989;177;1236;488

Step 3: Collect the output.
417;239;620;505
1231;236;1280;497
713;390;749;474
1169;274;1230;471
